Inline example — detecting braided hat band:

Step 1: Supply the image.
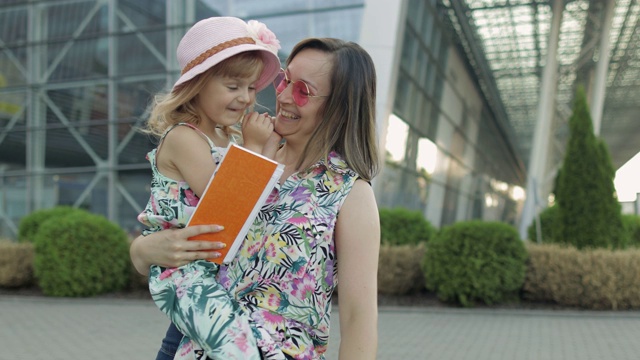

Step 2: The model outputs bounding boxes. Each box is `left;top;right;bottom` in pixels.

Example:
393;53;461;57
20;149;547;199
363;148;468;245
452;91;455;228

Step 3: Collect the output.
180;37;256;75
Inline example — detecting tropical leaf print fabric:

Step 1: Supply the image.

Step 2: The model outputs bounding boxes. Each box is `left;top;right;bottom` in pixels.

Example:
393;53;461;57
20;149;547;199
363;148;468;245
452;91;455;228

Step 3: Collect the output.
137;123;225;234
149;260;262;360
138;123;267;360
140;126;358;359
217;151;359;360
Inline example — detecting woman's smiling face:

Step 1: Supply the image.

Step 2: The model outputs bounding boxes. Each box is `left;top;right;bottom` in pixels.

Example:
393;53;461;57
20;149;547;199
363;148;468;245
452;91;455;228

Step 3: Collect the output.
274;48;333;143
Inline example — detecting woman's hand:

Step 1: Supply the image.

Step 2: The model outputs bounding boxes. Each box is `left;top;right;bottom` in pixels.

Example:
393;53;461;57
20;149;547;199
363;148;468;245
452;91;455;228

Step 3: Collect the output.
129;225;226;276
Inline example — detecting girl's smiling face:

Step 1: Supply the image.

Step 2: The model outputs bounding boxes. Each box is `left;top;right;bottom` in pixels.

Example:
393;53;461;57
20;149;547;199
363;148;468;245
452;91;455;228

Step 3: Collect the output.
195;69;260;129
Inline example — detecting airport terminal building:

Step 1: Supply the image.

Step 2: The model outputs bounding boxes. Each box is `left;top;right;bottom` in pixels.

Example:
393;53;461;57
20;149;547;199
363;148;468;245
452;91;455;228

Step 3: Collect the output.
0;0;638;238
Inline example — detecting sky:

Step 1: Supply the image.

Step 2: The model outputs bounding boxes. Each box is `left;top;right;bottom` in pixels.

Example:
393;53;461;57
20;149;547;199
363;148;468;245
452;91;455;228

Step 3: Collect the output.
615;152;640;202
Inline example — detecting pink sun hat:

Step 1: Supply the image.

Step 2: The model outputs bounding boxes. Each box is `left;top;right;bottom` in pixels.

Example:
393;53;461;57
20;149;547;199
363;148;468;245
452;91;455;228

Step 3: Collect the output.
172;16;281;92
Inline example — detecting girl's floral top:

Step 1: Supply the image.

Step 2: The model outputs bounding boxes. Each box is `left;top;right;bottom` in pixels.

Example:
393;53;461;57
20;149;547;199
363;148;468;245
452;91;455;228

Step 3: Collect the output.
218;151;359;360
137;123;226;234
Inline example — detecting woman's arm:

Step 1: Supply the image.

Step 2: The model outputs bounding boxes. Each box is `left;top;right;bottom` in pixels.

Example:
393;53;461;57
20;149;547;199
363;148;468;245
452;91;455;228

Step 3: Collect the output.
335;179;380;359
129;225;226;276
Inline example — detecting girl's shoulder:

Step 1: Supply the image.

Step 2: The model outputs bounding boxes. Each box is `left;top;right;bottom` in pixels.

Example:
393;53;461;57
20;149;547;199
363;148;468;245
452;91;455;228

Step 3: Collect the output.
161;123;216;150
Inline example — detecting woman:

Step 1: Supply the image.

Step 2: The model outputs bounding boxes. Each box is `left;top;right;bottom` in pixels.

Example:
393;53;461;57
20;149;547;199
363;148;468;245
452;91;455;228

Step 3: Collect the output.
130;37;380;360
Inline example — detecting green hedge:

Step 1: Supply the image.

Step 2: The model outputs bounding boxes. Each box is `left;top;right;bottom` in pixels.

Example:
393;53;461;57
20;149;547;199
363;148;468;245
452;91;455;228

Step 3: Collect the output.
622;214;640;247
379;207;436;246
527;205;560;243
423;220;527;307
528;206;638;249
18;206;86;243
33;211;130;297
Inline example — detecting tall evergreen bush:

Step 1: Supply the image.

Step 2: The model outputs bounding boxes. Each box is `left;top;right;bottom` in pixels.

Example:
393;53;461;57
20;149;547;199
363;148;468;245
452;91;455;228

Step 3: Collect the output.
554;86;624;249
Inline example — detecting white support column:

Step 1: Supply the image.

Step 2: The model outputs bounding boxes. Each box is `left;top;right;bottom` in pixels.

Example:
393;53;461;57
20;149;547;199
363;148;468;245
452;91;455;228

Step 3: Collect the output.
26;3;46;213
358;0;407;194
519;0;564;240
166;0;190;90
107;0;118;222
590;0;615;136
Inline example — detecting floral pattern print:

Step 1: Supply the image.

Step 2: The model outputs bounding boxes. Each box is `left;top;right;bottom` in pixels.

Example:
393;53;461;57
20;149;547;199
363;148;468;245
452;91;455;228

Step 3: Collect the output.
140;124;358;359
149;260;262;360
139;123;265;360
137;123;225;234
216;151;359;360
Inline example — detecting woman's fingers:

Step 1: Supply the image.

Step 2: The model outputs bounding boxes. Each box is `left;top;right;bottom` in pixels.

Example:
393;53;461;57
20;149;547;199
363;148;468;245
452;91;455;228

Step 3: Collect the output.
169;225;226;256
177;224;223;238
190;251;221;261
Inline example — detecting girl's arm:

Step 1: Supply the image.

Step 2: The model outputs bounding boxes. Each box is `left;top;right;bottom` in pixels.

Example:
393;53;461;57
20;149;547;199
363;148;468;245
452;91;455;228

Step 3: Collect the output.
133;125;227;275
158;125;217;197
130;225;226;276
335;179;380;360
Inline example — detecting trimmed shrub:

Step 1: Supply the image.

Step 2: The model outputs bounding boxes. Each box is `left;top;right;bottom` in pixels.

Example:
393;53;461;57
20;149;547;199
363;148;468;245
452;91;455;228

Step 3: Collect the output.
33;211;130;297
0;240;34;287
622;214;640;248
379;207;436;246
527;205;560;243
18;206;87;243
524;243;640;309
423;221;527;307
378;244;426;295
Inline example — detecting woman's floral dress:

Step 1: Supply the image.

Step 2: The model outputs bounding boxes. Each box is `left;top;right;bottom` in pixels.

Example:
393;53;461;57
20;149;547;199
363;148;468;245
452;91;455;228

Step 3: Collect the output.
138;123;266;360
215;151;359;360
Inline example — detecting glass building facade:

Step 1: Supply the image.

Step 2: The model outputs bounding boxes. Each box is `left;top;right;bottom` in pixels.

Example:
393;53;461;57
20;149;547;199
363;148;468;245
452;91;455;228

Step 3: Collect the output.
0;0;525;238
372;0;525;227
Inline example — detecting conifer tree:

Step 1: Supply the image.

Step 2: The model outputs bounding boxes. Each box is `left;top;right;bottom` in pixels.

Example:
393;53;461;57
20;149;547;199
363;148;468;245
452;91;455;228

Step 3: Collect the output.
595;138;625;248
554;86;623;249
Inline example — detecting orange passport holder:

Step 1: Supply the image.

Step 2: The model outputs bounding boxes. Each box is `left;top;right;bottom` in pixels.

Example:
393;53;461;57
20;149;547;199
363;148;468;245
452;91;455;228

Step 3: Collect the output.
186;143;284;264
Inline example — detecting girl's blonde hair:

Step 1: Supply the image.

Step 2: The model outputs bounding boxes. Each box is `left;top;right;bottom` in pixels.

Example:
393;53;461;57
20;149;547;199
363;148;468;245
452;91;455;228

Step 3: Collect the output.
142;51;266;138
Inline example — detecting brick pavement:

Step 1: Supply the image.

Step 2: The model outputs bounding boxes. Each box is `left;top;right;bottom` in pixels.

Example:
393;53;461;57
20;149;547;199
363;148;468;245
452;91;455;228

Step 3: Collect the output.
1;295;640;360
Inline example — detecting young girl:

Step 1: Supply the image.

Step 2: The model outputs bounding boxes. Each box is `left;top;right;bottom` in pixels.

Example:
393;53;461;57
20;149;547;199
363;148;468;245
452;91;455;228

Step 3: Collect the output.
136;17;282;360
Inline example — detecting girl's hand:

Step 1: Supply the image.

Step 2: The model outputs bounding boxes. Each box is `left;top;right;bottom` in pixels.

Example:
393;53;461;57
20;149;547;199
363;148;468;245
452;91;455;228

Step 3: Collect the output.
262;124;282;160
129;225;226;276
242;112;274;153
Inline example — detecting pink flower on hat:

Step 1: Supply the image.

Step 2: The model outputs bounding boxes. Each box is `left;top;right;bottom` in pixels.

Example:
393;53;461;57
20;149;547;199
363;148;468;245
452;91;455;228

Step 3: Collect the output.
246;20;281;53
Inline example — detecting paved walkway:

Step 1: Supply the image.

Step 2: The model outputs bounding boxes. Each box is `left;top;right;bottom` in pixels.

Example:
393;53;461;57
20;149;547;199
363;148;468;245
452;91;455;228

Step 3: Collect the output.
2;295;640;359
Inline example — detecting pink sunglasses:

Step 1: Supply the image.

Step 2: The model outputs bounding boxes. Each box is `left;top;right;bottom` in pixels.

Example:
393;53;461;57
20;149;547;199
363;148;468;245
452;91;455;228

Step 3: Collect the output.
273;69;328;107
